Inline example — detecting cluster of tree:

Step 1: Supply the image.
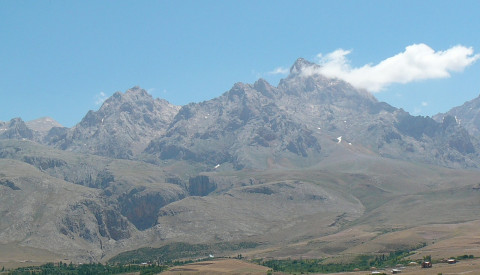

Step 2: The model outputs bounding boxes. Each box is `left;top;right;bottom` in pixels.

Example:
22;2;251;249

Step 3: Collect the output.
257;258;358;273
453;254;475;260
5;262;167;275
109;241;258;264
256;248;416;273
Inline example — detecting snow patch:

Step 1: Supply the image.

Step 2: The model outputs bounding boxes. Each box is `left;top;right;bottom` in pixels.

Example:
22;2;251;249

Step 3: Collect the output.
337;136;342;143
214;164;220;169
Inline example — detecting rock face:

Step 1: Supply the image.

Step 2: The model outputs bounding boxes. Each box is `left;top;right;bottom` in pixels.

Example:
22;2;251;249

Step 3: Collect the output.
48;87;180;159
188;175;216;196
0;118;34;140
0;140;189;261
60;200;132;242
144;79;322;169
143;58;480;169
118;186;186;230
434;94;480;137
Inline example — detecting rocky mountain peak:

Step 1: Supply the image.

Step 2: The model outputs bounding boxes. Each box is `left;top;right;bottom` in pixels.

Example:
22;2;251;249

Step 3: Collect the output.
0;117;34;140
222;81;278;107
7;117;23;125
26;117;63;133
103;87;152;109
85;86;179;126
289;58;317;75
123;86;150;98
49;87;180;159
277;59;377;111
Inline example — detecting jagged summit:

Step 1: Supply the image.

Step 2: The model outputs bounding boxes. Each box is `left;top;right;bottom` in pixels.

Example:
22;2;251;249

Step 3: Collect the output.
48;86;180;159
101;87;156;108
289;57;317;75
0;117;33;140
1;58;480;169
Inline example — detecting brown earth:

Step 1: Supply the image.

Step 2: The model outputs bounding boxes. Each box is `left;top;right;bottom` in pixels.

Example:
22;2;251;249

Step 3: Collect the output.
0;243;64;269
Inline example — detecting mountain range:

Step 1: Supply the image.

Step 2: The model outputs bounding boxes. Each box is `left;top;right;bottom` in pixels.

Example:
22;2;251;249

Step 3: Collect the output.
1;58;480;263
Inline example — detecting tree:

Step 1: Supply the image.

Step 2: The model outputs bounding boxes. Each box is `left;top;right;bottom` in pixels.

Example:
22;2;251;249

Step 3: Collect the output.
423;255;432;262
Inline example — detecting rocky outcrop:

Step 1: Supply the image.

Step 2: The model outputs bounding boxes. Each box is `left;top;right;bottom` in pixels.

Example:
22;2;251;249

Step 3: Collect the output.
60;200;132;243
0;178;21;190
118;187;186;230
389;113;478;167
188;175;216;196
22;156;67;171
0;118;34;140
434;94;480;137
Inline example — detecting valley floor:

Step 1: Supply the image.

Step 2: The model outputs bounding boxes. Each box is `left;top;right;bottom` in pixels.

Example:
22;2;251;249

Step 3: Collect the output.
161;258;480;275
329;258;480;275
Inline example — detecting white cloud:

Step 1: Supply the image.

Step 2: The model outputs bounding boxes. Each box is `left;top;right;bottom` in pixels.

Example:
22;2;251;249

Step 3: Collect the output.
421;101;428;107
268;66;289;75
304;44;480;92
94;92;108;105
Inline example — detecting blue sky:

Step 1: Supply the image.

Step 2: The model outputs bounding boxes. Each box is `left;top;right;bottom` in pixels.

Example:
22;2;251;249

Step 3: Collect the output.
1;1;480;127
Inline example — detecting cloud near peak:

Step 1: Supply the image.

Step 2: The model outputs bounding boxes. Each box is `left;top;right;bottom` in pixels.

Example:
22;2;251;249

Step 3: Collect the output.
303;43;480;92
94;92;108;105
268;66;289;75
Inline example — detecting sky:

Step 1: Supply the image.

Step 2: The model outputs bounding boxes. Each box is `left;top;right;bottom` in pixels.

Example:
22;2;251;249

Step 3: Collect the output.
1;1;480;127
